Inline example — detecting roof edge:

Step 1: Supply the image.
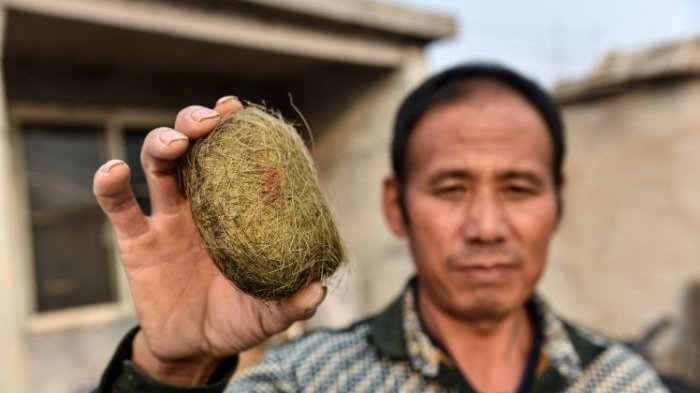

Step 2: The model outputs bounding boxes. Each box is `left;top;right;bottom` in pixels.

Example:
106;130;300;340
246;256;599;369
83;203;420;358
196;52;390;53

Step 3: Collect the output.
555;38;700;104
239;0;456;41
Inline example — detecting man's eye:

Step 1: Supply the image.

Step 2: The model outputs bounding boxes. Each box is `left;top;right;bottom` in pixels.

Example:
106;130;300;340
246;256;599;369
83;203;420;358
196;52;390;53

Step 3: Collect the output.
435;186;465;197
504;186;536;197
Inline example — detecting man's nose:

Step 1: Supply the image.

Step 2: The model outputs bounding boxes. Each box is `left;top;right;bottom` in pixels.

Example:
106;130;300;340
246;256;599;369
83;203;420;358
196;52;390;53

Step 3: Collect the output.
464;190;508;243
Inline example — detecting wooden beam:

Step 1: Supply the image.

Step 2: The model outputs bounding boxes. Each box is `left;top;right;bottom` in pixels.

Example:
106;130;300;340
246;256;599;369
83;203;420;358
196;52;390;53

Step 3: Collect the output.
239;0;455;40
0;0;408;67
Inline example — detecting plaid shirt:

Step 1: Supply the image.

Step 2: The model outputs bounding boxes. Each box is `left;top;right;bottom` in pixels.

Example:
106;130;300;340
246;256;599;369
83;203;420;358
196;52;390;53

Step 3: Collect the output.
226;283;667;392
102;282;669;393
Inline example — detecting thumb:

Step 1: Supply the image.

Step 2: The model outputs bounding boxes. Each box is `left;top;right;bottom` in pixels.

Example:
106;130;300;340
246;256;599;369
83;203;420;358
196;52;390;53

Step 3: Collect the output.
278;282;327;322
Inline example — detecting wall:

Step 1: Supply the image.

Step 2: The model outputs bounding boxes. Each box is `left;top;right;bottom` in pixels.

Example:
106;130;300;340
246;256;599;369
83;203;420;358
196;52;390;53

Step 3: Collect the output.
541;78;700;341
0;8;30;393
310;49;427;325
0;0;447;389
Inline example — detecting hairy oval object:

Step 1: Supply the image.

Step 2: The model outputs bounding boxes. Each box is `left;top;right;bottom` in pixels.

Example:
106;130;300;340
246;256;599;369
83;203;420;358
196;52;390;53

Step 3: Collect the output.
182;105;345;300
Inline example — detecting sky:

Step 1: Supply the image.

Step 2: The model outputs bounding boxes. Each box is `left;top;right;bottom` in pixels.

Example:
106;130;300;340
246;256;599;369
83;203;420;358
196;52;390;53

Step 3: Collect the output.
387;0;700;87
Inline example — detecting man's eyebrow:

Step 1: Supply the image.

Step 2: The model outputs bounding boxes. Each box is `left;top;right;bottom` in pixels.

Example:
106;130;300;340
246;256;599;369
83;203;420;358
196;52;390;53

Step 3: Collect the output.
497;170;545;185
429;169;475;184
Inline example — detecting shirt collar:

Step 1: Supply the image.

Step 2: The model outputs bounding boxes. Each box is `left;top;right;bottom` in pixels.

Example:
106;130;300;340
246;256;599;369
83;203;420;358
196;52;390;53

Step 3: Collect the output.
368;279;584;382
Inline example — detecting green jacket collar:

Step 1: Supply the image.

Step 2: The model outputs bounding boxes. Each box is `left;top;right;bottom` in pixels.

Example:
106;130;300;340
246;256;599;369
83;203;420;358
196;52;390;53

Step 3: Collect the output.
367;286;407;360
367;278;607;384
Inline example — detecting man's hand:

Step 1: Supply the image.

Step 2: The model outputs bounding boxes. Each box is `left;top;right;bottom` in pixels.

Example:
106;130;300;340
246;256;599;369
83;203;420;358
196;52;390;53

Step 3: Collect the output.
92;96;326;386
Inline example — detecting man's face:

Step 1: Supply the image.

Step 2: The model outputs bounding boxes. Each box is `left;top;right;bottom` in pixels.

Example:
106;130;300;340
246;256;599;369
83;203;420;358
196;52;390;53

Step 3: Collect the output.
383;84;560;322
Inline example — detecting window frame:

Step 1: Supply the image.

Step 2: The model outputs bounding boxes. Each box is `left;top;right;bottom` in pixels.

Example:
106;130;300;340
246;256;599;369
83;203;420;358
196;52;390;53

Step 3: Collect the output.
10;103;174;333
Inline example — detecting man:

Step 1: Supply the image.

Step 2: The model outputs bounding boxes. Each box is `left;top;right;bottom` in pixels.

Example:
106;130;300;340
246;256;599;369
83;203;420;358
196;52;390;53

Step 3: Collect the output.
93;63;667;392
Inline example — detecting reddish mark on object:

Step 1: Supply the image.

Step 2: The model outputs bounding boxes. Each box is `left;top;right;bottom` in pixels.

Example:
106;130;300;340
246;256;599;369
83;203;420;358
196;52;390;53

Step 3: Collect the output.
261;168;284;202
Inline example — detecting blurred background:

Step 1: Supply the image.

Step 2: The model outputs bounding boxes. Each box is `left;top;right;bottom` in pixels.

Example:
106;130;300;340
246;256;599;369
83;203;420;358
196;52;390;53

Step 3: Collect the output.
0;0;699;391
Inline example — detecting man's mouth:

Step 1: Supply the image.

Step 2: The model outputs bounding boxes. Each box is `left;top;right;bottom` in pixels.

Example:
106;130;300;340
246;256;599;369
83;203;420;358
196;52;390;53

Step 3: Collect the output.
449;260;520;282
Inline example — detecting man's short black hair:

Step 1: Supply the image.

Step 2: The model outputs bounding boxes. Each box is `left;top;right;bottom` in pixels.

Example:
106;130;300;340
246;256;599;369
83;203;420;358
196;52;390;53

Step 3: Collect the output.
391;62;566;215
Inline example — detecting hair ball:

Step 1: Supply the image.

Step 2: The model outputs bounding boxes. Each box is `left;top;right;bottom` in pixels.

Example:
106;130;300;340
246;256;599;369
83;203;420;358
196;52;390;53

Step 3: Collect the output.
182;104;346;300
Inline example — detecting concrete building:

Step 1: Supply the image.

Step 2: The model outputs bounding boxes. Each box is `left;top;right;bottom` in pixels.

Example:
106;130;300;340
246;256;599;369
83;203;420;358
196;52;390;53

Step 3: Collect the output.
0;1;454;391
543;39;700;377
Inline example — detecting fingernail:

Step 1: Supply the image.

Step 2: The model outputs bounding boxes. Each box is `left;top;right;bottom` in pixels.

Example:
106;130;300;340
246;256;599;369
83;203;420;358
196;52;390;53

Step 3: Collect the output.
190;107;220;123
311;285;327;306
158;129;188;146
100;159;126;173
216;95;238;106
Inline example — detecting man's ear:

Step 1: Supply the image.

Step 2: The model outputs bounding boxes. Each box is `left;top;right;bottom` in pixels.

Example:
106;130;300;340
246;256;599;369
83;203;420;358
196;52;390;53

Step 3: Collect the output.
382;177;407;237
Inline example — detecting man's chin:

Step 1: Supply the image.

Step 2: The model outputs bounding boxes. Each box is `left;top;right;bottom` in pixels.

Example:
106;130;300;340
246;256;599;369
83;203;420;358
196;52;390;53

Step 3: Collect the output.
447;293;518;322
456;302;511;322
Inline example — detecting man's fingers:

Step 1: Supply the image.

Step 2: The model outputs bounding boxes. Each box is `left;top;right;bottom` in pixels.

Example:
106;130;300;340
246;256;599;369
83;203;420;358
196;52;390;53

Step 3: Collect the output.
254;282;326;338
140;127;190;215
171;98;242;139
214;96;243;116
93;159;149;238
173;105;222;139
140;98;242;216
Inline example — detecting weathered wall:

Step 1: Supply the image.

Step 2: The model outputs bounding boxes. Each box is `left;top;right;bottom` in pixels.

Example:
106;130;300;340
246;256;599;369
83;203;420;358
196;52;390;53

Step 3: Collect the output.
27;320;135;393
311;49;427;326
541;78;700;340
0;9;30;393
0;0;450;389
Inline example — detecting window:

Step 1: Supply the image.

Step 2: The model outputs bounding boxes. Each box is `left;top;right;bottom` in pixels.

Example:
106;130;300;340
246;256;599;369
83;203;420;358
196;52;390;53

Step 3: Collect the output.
123;128;151;215
22;124;113;311
11;106;172;329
